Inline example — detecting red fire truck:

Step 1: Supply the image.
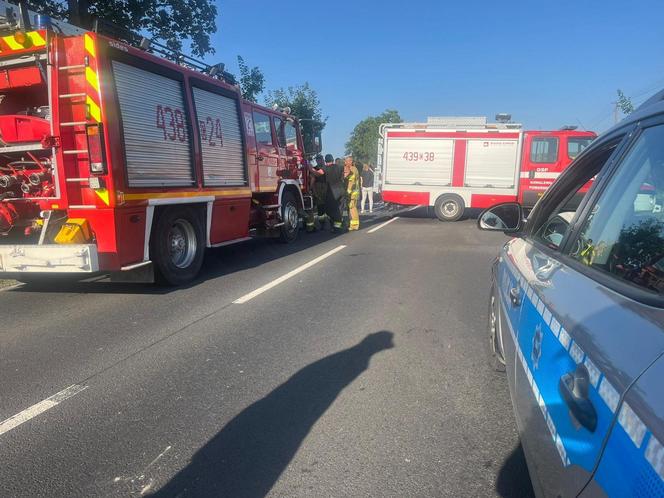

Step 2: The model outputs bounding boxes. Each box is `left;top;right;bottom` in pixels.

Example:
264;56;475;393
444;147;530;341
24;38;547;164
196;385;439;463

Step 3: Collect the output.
378;118;595;221
0;6;317;284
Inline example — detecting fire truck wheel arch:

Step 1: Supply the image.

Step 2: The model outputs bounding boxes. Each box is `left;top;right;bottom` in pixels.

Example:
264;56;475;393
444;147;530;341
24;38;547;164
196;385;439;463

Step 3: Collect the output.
278;181;305;210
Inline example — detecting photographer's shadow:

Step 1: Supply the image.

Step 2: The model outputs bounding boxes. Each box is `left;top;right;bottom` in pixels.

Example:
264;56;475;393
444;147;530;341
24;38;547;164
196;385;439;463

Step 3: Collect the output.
151;331;394;498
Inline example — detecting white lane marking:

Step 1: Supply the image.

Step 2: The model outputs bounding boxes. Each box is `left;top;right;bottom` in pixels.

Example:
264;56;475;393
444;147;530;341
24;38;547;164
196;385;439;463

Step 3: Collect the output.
233;245;346;304
367;217;399;234
0;283;23;292
146;445;172;469
0;384;88;436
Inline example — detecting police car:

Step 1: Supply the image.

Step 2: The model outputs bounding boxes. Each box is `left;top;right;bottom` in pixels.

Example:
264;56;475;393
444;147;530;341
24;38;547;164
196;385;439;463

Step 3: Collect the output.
478;90;664;497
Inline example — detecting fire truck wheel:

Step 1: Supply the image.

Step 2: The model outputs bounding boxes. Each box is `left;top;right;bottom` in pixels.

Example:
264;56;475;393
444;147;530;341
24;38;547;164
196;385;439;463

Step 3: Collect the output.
434;194;465;222
151;207;205;285
279;191;300;243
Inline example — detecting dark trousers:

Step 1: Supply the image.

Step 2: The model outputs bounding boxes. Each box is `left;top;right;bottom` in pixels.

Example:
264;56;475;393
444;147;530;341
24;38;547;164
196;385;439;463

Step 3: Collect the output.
325;185;343;226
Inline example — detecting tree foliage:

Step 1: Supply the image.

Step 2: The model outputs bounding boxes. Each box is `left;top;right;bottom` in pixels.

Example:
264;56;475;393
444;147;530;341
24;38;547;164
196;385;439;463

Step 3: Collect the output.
28;0;217;56
615;219;664;275
345;109;402;165
265;83;326;154
237;56;265;103
617;89;635;115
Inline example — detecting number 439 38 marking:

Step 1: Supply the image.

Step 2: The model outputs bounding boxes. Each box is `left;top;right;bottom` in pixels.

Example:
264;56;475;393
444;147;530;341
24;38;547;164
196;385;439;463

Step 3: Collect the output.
402;151;435;161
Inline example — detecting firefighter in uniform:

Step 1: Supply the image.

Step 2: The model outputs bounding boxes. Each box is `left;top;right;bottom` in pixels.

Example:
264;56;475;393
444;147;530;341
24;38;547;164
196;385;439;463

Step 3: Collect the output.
324;154;344;231
306;154;327;231
345;156;361;231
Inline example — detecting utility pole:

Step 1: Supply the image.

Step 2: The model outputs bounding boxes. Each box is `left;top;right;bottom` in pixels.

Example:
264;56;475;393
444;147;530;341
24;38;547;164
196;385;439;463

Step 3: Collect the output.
612;101;619;125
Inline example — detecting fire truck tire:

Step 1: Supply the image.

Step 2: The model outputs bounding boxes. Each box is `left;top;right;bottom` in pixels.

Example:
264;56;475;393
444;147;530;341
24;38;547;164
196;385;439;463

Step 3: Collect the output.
434;194;465;222
279;191;300;243
151;207;205;285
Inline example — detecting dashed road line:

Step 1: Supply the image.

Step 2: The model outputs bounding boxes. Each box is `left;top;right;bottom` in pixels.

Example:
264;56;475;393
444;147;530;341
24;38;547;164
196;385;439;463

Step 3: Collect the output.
0;384;88;437
233;244;346;304
367;217;399;234
0;283;23;292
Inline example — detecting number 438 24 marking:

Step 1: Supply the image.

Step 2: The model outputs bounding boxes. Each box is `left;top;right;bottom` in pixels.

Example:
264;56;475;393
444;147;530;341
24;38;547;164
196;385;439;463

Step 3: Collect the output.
156;105;187;142
155;105;223;147
402;151;435;161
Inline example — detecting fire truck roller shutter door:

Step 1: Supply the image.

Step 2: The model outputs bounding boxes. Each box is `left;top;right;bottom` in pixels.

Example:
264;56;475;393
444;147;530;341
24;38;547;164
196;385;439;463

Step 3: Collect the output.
464;139;518;188
384;138;454;186
111;61;195;187
192;88;247;186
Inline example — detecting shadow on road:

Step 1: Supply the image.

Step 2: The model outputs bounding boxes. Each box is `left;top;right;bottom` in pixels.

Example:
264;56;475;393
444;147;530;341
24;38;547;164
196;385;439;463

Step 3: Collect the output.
394;204;483;221
495;442;534;497
149;331;395;498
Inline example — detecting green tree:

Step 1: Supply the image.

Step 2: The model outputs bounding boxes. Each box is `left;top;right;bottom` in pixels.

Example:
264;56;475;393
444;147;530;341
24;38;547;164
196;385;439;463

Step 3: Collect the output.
616;89;635;115
345;109;402;165
237;56;265;103
265;83;326;154
28;0;217;56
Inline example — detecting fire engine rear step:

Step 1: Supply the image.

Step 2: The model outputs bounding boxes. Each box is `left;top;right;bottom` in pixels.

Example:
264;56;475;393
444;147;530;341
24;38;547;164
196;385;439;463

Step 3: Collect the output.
0;244;99;273
0;53;46;69
0;143;46;153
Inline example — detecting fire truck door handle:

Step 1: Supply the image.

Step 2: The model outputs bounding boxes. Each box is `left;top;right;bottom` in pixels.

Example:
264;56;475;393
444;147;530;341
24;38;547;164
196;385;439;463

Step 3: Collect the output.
129;215;140;223
257;155;265;161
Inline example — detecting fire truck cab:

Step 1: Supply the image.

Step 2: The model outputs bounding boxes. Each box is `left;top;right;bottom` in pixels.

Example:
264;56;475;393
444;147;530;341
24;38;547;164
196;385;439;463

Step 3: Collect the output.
519;129;596;206
0;5;315;285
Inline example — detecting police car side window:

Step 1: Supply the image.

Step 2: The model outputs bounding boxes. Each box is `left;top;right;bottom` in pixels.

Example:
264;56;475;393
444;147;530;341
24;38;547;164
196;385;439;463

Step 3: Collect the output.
531;144;618;250
569;124;664;296
532;183;587;249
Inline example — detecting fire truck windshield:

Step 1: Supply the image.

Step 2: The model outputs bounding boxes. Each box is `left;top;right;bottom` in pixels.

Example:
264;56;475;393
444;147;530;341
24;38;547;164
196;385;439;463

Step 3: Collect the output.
568;137;594;159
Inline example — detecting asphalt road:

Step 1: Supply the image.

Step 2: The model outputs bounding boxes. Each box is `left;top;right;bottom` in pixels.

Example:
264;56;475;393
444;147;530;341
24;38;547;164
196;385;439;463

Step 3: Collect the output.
0;208;534;497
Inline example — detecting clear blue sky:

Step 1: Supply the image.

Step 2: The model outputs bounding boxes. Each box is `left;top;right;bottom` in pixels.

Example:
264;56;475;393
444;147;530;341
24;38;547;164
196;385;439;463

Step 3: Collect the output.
204;0;664;157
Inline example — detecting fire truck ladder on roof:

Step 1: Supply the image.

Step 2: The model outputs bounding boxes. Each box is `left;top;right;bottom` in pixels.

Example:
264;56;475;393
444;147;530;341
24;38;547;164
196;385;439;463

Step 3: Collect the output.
0;1;236;83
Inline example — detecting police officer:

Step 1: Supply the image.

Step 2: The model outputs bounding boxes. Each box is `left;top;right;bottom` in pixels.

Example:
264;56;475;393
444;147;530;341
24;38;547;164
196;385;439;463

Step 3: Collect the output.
345;156;361;230
324;154;344;231
306;154;327;231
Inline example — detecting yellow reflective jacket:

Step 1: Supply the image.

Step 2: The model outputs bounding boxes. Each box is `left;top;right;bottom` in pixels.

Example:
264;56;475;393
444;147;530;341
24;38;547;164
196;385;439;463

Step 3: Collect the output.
346;166;360;196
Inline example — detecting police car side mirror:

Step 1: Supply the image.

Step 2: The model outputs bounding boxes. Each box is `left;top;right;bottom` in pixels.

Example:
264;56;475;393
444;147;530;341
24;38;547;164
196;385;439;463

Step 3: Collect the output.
477;202;523;234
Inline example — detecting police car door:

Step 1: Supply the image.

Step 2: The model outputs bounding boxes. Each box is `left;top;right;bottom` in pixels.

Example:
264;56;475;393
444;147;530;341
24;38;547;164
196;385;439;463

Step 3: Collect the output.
573;119;664;496
508;126;664;497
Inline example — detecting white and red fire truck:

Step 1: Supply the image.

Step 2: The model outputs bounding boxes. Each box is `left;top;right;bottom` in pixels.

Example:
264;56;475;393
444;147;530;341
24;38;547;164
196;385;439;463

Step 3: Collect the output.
0;4;318;284
377;117;596;221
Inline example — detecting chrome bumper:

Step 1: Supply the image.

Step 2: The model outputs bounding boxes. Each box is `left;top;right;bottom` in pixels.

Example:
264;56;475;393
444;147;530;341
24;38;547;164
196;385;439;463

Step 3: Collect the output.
0;244;99;273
